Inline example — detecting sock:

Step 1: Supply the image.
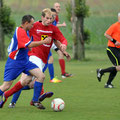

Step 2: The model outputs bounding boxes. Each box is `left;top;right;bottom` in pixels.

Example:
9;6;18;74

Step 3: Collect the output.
11;89;22;103
32;81;43;102
43;63;48;73
107;71;117;85
101;67;117;74
40;86;44;95
59;59;65;75
48;63;54;80
0;89;4;96
4;81;23;98
10;85;30;104
22;85;30;90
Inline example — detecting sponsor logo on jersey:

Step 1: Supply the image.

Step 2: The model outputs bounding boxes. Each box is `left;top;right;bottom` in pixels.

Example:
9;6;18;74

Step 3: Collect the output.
41;35;48;40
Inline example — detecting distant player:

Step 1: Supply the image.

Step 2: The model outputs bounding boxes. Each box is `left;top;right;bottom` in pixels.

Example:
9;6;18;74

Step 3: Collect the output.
54;2;73;78
97;13;120;88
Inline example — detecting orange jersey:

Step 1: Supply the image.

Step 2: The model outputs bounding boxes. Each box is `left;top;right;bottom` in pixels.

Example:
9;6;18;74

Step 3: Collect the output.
105;22;120;48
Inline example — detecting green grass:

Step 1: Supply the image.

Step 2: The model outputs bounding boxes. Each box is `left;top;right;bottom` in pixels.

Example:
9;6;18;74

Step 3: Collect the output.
1;0;120;120
1;49;120;120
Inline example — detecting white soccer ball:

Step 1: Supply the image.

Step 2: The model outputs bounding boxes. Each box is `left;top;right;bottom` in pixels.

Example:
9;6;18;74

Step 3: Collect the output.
51;98;65;112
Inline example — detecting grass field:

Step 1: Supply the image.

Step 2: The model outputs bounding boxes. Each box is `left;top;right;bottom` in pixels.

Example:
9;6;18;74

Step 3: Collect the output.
1;49;120;120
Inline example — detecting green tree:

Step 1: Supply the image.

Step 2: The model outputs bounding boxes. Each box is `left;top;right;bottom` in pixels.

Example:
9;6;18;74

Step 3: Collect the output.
0;0;15;60
66;0;89;60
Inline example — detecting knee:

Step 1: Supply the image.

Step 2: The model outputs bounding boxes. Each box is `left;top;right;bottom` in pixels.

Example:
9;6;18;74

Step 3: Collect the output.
37;73;45;83
41;73;45;80
1;82;12;91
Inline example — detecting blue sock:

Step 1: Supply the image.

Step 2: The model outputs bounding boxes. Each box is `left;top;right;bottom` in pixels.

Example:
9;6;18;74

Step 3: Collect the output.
32;81;43;102
11;86;30;103
0;89;4;96
11;89;22;103
48;63;54;80
22;85;30;90
43;63;48;73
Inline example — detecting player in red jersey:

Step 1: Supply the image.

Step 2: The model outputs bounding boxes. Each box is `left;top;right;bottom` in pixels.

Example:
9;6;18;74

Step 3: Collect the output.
0;8;70;109
52;2;73;78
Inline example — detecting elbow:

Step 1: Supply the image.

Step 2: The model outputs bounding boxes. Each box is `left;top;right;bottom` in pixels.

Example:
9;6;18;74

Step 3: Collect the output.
104;32;106;37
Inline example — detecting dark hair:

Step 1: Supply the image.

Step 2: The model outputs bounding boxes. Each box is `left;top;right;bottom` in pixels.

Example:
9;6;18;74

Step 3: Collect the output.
22;15;34;24
51;8;57;13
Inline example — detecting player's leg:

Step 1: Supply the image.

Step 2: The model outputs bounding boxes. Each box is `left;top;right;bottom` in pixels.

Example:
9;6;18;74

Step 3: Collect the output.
4;73;32;99
48;55;54;80
29;68;46;109
0;58;31;108
57;50;72;78
48;51;62;83
8;85;31;108
105;47;119;88
97;47;119;88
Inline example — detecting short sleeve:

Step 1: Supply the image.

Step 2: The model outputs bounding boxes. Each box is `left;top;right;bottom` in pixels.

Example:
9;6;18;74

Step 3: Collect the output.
17;28;31;48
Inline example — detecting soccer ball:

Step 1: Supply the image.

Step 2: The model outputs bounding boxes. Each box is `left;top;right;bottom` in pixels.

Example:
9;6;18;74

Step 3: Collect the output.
51;98;65;112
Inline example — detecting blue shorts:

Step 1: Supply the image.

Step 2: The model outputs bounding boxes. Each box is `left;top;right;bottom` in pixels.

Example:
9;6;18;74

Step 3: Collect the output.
4;57;39;81
47;51;52;60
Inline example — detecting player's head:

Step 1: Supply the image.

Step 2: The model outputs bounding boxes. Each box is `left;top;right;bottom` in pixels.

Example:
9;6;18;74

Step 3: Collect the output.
51;8;57;22
54;2;61;14
21;15;35;30
41;8;52;26
118;13;120;22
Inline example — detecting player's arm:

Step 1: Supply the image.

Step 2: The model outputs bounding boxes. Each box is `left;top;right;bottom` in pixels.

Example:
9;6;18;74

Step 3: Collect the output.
28;37;51;48
53;26;67;48
56;21;66;27
104;33;116;43
54;39;71;61
53;39;66;51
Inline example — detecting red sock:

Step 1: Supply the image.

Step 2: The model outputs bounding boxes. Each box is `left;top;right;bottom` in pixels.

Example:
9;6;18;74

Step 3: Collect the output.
4;81;23;98
40;86;44;95
59;59;65;74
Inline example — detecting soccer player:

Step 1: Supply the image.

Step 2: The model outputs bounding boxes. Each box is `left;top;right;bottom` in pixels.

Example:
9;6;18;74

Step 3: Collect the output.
43;8;63;83
53;2;73;78
0;8;70;109
0;14;52;109
43;5;72;82
54;2;66;27
97;12;120;88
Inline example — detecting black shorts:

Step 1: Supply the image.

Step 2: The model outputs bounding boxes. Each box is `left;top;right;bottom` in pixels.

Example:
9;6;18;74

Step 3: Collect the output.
107;47;120;66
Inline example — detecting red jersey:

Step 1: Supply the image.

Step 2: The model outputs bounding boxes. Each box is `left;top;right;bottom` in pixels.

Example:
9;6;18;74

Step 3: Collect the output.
55;15;59;24
106;22;120;48
29;21;67;64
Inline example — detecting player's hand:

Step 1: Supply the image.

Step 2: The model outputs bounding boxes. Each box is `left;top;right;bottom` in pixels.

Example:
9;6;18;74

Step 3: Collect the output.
60;44;67;52
62;22;66;27
44;37;52;44
115;41;120;46
63;51;71;61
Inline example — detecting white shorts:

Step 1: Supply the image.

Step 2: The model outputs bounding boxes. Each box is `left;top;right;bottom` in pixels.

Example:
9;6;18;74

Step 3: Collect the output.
51;43;57;50
29;55;45;71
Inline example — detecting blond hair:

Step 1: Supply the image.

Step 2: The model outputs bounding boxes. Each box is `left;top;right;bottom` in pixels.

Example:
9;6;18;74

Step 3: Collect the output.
42;8;52;17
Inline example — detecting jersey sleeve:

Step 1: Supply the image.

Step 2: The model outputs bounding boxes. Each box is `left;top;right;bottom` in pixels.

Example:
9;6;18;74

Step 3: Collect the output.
105;24;115;36
17;28;31;48
53;26;67;46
